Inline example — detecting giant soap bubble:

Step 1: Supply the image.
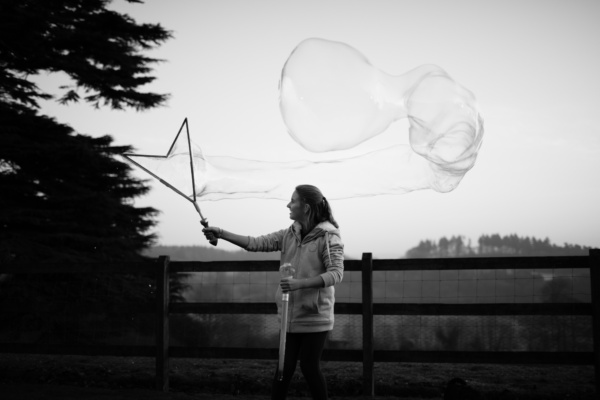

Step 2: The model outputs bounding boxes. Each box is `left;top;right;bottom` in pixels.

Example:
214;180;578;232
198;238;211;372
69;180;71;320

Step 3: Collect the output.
127;38;484;201
279;38;483;192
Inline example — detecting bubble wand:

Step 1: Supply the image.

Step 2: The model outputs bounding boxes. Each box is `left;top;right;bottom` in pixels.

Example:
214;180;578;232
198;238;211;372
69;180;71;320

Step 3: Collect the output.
277;263;295;381
122;118;217;246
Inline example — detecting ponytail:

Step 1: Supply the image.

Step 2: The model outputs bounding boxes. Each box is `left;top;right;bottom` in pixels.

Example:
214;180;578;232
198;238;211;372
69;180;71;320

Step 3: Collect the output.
321;196;339;228
295;184;339;230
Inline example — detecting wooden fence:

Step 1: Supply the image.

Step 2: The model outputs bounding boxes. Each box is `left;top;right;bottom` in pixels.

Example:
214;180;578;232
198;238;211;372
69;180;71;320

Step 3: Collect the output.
1;250;599;397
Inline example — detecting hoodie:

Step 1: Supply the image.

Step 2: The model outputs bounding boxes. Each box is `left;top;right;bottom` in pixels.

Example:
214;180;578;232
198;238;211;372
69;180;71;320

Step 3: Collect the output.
245;221;344;332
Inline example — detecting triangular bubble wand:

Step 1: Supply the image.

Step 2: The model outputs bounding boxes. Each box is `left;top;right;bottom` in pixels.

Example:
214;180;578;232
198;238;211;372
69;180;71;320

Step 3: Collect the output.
122;118;218;246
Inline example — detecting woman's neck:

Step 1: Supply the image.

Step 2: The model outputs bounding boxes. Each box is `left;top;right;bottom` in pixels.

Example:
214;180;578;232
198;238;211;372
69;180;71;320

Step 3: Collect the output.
298;219;313;239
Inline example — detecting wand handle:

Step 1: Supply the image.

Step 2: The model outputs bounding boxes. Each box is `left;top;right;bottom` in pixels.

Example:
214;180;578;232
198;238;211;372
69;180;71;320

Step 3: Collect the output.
200;219;218;246
194;202;218;246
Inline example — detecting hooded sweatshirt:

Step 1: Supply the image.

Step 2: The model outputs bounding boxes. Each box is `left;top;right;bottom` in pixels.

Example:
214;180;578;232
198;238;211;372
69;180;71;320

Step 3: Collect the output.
245;221;344;333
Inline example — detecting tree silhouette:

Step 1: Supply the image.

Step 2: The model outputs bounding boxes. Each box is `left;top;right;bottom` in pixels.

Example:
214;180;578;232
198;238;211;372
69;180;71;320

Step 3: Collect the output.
0;0;171;111
0;105;158;263
405;239;437;259
0;0;174;344
406;234;590;258
1;0;172;263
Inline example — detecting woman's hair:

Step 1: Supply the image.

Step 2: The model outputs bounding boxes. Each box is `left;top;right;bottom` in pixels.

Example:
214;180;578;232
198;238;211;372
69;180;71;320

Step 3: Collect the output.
295;184;339;230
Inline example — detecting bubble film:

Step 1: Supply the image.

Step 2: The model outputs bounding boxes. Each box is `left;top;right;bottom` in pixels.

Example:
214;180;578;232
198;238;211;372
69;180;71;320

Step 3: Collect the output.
279;38;483;192
128;39;483;201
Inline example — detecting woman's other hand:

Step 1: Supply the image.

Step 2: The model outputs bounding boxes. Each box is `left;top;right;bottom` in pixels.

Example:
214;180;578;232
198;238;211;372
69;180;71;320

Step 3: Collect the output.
280;277;303;293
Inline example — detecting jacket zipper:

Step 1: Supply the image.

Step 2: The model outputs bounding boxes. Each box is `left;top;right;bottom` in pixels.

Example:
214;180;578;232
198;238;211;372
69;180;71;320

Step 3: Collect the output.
288;229;303;331
287;227;328;332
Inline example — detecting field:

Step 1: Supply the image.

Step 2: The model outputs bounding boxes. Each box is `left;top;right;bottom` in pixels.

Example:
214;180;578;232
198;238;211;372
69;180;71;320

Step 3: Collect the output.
0;354;596;399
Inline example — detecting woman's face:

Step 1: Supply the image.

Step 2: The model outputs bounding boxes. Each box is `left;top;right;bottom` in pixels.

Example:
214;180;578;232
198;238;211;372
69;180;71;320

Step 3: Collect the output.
287;191;307;222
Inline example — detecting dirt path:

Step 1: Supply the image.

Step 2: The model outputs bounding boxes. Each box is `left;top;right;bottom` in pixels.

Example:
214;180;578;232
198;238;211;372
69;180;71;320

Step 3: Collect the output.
0;384;405;400
0;354;596;399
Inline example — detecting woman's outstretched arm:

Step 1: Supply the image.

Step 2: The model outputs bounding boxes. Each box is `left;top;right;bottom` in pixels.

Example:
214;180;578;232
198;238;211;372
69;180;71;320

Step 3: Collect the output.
202;226;250;249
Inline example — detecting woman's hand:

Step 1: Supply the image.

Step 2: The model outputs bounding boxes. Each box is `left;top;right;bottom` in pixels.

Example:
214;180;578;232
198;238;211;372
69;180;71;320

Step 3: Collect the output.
202;226;222;242
200;226;251;249
280;277;303;293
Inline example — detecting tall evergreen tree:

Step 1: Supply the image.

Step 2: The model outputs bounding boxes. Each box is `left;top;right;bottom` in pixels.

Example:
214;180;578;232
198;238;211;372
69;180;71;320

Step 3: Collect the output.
0;0;171;111
0;0;173;343
0;104;157;263
0;0;172;263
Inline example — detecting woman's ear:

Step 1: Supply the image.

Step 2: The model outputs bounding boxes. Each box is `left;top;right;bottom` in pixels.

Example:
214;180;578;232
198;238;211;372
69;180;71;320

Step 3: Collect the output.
303;204;310;214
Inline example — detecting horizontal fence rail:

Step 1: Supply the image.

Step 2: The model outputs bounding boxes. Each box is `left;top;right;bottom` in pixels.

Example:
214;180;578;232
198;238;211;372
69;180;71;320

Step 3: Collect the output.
0;250;598;397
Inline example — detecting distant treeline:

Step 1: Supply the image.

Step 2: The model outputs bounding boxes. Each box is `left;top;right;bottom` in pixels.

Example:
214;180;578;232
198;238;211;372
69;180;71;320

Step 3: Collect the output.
405;233;591;258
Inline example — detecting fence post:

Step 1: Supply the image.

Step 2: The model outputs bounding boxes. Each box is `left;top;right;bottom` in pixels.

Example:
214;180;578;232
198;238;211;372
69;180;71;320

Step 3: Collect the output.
590;249;600;396
362;252;374;397
156;255;170;392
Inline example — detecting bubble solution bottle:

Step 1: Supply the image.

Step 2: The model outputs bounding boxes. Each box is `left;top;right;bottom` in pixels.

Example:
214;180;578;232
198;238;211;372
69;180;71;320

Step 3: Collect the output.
277;262;295;380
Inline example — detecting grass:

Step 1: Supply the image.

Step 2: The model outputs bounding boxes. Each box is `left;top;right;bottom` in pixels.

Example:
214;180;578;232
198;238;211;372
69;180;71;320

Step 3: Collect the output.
0;353;597;399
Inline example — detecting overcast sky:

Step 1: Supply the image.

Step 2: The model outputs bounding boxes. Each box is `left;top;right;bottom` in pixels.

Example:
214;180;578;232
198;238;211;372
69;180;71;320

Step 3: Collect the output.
37;0;600;258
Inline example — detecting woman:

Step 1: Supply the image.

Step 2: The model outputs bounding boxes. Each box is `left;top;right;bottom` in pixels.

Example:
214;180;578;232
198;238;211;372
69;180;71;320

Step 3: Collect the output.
202;184;344;400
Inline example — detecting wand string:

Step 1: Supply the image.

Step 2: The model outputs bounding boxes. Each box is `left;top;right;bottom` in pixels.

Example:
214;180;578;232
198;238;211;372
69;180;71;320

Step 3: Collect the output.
123;148;218;246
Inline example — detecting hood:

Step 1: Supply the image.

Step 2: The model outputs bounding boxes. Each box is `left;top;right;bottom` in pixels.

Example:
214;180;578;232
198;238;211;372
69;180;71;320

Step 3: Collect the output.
291;221;340;241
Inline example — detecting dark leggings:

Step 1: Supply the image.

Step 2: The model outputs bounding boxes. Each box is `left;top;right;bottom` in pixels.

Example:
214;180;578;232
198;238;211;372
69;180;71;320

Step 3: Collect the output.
271;330;329;400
